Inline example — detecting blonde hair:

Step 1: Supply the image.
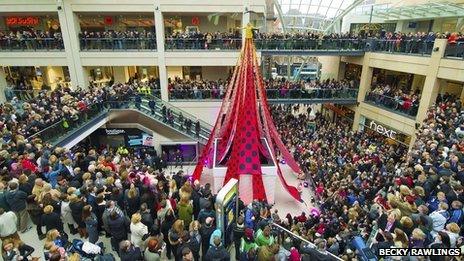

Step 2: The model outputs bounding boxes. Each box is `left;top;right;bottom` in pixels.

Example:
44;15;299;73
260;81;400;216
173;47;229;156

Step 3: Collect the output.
45;229;60;242
68;194;79;203
128;186;137;199
411;228;426;240
189;220;201;232
43;205;54;214
173;220;184;233
169;179;177;191
106;176;115;185
82;172;91;181
446;223;460;234
131;213;142;224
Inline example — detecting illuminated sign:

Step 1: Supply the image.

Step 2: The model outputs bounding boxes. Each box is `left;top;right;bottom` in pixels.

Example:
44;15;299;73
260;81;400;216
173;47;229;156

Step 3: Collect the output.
369;121;397;139
6;17;40;26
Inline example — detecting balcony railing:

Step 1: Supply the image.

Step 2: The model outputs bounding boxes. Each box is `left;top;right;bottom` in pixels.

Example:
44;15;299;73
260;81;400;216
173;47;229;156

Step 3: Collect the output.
444;42;464;59
255;38;365;51
365;92;418;118
80;38;157;51
0;38;64;51
367;39;434;55
169;88;359;101
165;38;242;51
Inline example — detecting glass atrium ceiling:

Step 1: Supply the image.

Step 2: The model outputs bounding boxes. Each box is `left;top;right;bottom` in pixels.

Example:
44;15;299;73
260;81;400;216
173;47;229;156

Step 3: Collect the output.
276;0;362;32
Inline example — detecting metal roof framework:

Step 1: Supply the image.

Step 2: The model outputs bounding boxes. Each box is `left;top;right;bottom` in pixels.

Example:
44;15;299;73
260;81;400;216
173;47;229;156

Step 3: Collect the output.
275;0;363;32
372;2;464;21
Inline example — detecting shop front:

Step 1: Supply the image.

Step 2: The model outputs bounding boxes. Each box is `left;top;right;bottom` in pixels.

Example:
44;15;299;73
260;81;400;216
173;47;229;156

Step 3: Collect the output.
88;128;155;149
4;66;70;92
359;117;412;147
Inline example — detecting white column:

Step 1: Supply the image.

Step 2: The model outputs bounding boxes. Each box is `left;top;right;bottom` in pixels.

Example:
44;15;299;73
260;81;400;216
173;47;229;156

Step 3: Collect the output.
57;0;87;89
0;68;7;103
415;39;447;124
154;2;168;101
352;53;373;131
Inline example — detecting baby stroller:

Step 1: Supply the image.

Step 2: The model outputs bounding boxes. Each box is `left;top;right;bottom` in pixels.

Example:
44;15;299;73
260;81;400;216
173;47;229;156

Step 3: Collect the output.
67;239;115;261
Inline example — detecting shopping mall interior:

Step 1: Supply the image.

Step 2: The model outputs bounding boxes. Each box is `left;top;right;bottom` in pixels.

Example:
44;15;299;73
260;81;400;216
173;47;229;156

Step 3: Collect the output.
0;0;463;260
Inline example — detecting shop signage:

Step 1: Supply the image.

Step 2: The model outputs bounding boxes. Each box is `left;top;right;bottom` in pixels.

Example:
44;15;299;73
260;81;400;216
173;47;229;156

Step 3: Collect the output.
369;121;397;139
6;16;40;26
105;129;125;135
192;16;200;26
104;16;113;25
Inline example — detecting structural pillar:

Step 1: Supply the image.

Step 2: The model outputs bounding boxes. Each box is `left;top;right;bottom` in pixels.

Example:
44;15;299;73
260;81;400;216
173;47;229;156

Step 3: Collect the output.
0;68;8;103
57;0;87;89
154;2;169;101
352;53;373;131
415;39;447;124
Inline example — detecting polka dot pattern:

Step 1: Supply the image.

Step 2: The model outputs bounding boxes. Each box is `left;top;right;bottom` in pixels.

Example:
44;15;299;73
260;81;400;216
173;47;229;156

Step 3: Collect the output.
223;39;266;201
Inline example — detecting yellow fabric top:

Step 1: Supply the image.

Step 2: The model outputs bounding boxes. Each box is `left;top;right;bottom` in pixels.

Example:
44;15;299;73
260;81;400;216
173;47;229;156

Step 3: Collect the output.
243;24;255;39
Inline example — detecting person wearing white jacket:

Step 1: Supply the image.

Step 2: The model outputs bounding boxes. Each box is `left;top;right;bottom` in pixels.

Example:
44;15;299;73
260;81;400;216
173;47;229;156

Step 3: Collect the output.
130;213;148;250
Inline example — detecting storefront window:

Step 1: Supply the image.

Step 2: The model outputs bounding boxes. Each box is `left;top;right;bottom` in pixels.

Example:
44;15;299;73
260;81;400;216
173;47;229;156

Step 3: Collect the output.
361;118;411;146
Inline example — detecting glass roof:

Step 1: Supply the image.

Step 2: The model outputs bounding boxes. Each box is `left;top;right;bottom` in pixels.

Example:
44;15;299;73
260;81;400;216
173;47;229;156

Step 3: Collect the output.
276;0;358;32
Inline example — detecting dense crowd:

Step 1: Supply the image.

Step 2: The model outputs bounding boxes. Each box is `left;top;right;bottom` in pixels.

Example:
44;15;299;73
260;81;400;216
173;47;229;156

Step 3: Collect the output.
79;30;156;50
0;83;144;140
166;31;241;50
366;83;421;116
0;77;462;260
0;29;64;50
270;96;464;259
168;78;357;100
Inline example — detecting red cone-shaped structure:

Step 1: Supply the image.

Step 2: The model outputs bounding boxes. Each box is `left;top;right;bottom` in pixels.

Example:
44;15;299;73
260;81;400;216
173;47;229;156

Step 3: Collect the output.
192;37;303;203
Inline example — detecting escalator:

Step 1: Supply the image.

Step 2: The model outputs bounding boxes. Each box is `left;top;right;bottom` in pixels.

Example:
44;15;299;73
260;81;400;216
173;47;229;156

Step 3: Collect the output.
27;96;213;149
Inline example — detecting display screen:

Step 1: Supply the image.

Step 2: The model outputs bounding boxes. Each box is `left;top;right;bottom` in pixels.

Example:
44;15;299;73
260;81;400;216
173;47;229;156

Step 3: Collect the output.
161;144;197;163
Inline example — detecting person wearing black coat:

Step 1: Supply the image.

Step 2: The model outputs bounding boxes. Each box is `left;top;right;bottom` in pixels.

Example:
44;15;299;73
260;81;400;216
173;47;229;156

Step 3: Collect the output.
161;210;175;259
232;216;245;259
108;211;129;252
41;205;64;233
69;196;86;237
119;240;143;261
200;218;215;260
26;195;44;239
205;237;230;261
177;232;200;261
5;182;29;233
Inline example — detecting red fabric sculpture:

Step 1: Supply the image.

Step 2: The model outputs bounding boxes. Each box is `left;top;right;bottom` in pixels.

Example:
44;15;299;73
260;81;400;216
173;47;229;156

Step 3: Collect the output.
192;37;303;203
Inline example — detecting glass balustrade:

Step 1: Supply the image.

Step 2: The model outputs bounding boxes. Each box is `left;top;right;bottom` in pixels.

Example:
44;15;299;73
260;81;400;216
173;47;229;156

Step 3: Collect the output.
0;38;64;51
368;39;434;55
79;38;157;51
169;88;359;101
165;38;242;51
26;103;106;144
26;98;212;145
255;38;366;51
444;42;464;59
365;92;419;118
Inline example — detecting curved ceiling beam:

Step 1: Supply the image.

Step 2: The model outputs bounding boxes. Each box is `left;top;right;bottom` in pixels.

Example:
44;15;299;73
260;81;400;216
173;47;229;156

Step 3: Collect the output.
324;0;364;33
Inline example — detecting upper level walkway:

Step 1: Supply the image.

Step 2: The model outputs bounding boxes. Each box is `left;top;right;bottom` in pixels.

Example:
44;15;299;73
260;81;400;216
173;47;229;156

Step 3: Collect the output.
5;38;462;58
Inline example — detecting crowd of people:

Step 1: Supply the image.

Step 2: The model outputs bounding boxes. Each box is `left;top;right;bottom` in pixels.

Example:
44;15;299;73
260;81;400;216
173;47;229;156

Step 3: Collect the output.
0;29;64;50
2;26;463;56
168;78;358;100
269;94;464;259
0;74;462;260
366;83;421;117
165;31;241;50
79;30;157;50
